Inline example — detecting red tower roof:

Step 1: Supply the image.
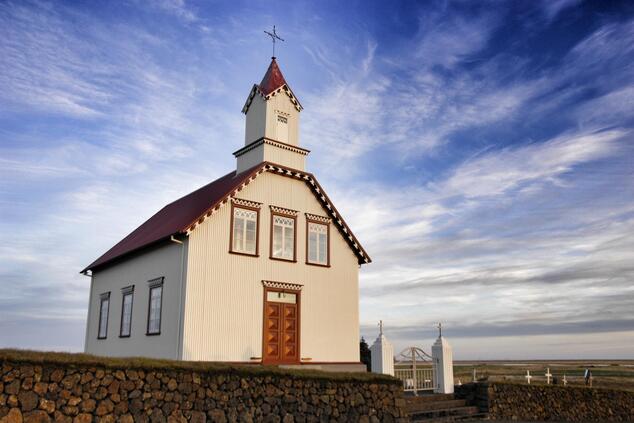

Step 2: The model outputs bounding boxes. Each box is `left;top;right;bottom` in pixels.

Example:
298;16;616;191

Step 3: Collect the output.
258;57;288;95
242;58;302;114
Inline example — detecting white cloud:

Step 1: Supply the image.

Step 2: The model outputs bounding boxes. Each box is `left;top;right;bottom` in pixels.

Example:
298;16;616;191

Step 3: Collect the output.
331;126;634;357
441;129;624;198
540;0;582;21
143;0;198;22
413;10;499;68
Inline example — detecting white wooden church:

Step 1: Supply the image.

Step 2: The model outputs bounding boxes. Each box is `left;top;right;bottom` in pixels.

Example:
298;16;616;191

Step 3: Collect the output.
82;57;371;371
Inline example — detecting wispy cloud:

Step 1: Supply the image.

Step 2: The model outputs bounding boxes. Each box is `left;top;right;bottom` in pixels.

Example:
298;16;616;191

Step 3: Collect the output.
149;0;198;22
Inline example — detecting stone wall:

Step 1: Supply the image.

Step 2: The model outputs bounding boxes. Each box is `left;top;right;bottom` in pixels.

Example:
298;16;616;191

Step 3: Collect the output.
0;350;407;423
456;381;634;422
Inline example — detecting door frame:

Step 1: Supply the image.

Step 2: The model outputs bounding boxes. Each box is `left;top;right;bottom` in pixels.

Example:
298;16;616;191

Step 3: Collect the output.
261;284;301;365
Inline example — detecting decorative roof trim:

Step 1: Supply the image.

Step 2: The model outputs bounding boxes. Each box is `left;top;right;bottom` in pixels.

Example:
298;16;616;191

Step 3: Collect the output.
148;277;164;288
305;213;331;224
121;285;135;295
262;280;303;291
241;83;303;115
184;161;371;265
185;165;267;234
233;137;310;158
270;205;299;216
232;198;262;209
262;163;371;264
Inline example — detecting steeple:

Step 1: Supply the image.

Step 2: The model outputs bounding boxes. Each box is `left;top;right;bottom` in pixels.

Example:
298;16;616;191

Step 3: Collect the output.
258;58;289;96
236;58;307;174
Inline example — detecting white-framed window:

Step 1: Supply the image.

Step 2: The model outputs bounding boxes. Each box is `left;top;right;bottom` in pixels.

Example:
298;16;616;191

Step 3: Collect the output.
271;213;295;261
231;205;258;255
307;221;329;265
147;278;163;335
119;286;134;337
276;113;289;143
98;292;110;339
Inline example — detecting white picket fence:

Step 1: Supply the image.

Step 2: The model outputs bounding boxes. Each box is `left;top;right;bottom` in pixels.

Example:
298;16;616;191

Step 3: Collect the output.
394;367;435;392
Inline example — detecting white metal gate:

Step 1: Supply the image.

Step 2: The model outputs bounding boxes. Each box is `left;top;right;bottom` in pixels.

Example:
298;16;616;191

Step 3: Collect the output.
394;347;435;393
394;367;435;391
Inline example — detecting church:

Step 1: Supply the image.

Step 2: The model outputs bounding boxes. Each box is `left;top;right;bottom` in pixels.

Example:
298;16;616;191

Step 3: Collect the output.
81;57;371;371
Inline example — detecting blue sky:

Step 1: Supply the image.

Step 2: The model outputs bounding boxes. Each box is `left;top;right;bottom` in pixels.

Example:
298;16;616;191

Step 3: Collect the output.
1;0;633;359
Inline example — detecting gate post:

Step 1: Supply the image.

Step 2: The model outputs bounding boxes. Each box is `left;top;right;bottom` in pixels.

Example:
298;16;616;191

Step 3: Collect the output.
370;321;394;376
432;325;454;394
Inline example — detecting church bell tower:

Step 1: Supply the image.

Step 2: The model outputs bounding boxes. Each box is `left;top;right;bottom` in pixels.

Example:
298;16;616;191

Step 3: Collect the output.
235;58;308;173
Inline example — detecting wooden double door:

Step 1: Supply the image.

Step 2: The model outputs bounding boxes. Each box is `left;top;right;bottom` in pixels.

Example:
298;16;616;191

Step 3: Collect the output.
263;289;299;364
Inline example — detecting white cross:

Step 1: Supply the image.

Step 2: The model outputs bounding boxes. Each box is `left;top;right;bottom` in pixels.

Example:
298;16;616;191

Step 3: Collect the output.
563;374;568;386
525;370;532;384
545;368;552;384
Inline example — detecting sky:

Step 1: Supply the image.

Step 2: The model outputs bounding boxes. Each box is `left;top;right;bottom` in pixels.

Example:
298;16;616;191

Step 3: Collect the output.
1;0;633;360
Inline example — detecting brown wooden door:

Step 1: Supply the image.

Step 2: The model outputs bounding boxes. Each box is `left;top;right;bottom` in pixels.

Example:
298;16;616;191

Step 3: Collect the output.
263;290;299;364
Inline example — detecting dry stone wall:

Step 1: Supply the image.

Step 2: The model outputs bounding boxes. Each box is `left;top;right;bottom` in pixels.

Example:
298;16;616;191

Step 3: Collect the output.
456;381;634;421
0;352;407;423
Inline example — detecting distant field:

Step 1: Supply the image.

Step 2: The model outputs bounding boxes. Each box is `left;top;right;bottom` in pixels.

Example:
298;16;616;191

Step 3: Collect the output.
394;359;634;391
454;360;634;391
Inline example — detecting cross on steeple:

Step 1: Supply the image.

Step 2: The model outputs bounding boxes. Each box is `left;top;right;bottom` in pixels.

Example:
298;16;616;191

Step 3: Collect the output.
437;322;443;338
378;320;383;336
264;25;284;58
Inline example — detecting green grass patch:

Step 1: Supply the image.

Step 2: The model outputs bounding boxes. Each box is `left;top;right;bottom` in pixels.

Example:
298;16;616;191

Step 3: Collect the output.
0;348;399;385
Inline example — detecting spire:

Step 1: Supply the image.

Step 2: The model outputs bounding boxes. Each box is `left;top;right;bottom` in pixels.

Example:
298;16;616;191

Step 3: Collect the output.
242;57;302;115
258;58;289;96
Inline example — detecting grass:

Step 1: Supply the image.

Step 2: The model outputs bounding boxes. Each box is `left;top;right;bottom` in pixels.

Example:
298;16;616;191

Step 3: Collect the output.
0;348;398;384
452;360;634;392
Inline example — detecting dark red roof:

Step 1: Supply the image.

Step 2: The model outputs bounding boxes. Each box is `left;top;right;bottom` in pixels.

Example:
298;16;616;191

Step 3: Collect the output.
82;166;260;273
83;161;371;273
258;58;288;95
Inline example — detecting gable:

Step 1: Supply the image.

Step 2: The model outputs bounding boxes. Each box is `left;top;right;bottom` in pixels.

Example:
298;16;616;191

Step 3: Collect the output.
82;162;370;272
185;163;370;265
241;84;302;115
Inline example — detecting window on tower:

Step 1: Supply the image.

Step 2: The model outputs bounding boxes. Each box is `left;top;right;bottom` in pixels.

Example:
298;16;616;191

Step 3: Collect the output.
276;113;289;143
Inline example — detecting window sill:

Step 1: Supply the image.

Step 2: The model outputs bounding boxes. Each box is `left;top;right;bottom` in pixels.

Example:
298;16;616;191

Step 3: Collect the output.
305;261;331;268
229;250;259;258
270;256;297;263
146;332;161;336
119;335;131;338
97;336;107;340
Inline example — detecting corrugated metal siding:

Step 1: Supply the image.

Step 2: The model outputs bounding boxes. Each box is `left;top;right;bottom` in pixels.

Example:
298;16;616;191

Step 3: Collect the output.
262;144;305;170
265;92;299;146
182;172;360;362
236;147;265;174
237;143;305;174
85;241;186;359
245;95;266;144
